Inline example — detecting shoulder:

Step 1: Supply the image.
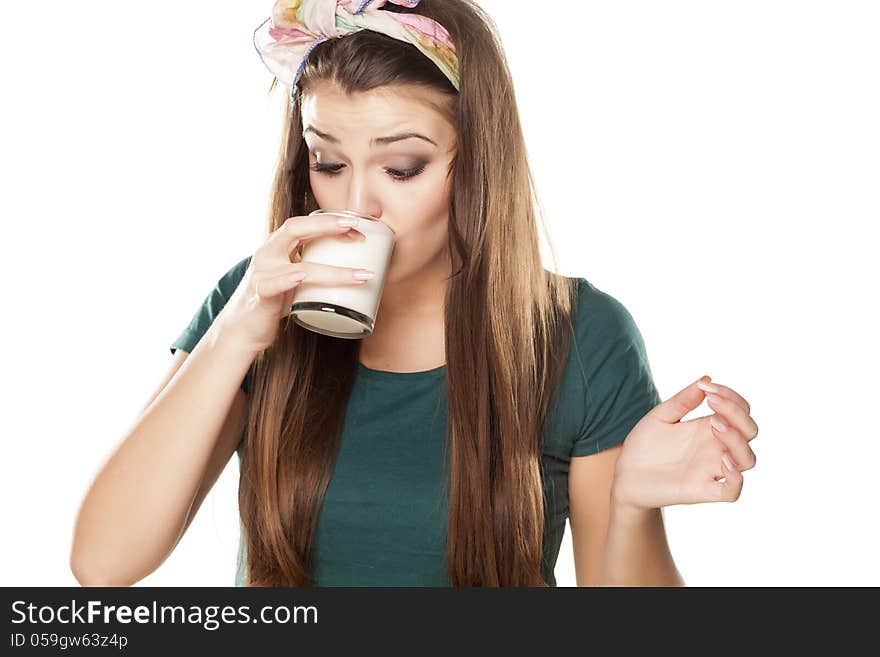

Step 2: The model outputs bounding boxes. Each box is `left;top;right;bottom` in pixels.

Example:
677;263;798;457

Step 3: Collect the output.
215;254;253;299
169;254;252;351
169;253;256;388
541;275;660;459
570;276;648;352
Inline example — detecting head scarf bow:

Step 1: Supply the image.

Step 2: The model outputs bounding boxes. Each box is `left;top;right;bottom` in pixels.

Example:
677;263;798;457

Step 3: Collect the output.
253;0;460;115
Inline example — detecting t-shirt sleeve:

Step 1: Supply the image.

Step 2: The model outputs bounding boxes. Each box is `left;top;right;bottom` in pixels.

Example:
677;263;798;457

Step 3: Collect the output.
570;278;662;458
169;255;254;393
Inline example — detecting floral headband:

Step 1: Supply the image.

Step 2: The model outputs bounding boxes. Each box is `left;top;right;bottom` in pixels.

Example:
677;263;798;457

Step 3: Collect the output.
253;0;460;116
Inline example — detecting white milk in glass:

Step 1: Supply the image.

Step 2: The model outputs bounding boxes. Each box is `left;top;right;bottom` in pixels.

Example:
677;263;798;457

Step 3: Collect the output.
290;209;396;338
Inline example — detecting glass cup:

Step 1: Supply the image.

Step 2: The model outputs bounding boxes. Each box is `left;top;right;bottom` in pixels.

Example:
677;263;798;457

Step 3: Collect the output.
290;209;396;339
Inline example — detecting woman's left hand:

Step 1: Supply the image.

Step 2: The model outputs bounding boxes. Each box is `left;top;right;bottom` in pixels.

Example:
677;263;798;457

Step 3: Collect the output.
611;376;759;511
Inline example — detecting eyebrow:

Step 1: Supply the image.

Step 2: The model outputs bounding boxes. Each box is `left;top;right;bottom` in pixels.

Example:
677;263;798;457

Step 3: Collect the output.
303;126;438;147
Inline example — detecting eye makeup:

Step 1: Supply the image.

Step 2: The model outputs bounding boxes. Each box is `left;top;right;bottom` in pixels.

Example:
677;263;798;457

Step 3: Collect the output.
308;158;429;183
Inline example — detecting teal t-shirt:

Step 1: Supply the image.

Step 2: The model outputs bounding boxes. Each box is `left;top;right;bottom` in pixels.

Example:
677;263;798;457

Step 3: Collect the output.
169;255;662;586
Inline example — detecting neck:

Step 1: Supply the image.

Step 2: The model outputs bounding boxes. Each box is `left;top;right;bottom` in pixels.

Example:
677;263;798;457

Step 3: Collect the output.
357;250;451;372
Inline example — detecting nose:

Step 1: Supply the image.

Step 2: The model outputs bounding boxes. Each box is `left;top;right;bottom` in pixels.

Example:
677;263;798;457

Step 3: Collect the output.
344;170;381;220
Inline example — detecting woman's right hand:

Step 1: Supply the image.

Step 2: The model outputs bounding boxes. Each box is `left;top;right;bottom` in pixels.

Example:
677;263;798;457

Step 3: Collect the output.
218;213;372;353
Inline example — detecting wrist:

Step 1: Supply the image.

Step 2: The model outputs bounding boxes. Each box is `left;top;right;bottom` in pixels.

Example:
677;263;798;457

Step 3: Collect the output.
609;497;658;527
610;474;657;519
609;468;635;509
209;316;264;361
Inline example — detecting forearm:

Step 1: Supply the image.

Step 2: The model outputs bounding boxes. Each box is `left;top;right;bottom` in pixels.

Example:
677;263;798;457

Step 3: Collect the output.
596;501;685;587
71;319;257;585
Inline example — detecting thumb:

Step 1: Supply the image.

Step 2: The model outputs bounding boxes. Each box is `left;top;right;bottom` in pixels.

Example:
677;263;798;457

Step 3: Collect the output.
652;375;712;424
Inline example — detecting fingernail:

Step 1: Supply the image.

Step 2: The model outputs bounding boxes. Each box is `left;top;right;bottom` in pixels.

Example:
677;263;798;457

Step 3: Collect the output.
352;270;374;280
697;381;720;394
721;453;737;472
706;394;723;406
710;415;728;432
337;218;359;227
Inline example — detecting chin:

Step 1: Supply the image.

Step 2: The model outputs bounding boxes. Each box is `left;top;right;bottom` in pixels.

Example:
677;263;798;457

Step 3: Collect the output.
382;264;401;286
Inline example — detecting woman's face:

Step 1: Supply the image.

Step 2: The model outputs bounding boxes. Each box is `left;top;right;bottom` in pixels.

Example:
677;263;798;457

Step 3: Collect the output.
300;81;457;284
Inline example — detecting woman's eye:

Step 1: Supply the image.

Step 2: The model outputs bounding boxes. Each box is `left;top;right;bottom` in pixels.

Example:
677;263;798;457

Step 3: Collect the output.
309;162;344;175
385;163;427;182
308;161;427;183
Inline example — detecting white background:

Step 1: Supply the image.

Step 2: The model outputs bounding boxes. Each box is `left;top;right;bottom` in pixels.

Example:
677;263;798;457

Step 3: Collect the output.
2;1;877;587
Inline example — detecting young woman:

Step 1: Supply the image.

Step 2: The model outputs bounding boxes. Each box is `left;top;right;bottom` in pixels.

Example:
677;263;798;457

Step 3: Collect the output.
71;0;759;587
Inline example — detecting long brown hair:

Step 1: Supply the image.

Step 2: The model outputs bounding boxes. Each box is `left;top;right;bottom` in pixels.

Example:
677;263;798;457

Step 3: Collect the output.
240;0;578;586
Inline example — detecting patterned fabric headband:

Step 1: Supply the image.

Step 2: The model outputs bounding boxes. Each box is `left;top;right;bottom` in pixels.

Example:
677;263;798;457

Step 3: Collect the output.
253;0;460;116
